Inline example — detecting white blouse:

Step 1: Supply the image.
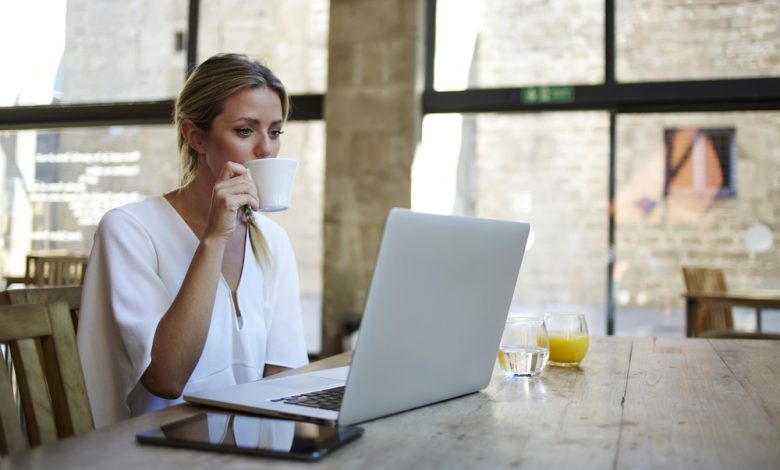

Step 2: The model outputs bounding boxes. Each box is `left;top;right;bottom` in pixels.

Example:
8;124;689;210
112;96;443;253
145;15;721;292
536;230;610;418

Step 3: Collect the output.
77;196;308;428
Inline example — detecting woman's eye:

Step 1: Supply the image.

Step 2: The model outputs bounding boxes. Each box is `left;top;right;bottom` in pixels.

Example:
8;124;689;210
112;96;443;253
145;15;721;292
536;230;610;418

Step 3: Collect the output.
235;127;253;137
270;128;285;138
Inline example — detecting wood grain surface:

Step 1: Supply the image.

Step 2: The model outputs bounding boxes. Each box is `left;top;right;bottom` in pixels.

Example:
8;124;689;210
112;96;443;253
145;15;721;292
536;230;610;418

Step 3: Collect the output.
4;337;779;469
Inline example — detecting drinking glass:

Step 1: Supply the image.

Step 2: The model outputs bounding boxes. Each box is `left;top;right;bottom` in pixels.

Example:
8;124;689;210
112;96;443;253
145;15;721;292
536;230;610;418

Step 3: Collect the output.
497;316;549;378
544;312;589;367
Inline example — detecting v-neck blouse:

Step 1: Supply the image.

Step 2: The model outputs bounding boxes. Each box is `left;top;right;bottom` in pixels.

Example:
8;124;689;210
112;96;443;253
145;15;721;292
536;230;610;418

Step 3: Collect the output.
77;196;308;428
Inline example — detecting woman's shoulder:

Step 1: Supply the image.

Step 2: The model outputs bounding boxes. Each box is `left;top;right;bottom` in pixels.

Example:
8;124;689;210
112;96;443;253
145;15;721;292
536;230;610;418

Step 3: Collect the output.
96;196;176;242
99;195;170;227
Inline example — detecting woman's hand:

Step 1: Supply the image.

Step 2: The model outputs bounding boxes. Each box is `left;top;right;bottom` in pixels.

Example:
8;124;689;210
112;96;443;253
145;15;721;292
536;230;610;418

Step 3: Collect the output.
205;161;259;240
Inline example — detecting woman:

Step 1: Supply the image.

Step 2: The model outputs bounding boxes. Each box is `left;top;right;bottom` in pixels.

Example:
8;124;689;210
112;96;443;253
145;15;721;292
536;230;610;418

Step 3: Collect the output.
77;53;308;428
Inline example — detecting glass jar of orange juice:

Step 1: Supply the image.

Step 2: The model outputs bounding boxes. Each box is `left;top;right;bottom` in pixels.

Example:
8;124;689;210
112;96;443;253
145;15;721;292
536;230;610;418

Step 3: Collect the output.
543;312;589;367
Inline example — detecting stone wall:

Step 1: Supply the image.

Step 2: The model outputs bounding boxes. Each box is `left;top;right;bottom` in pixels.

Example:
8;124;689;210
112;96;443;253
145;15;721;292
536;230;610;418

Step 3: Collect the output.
322;0;425;355
478;0;604;86
617;0;780;81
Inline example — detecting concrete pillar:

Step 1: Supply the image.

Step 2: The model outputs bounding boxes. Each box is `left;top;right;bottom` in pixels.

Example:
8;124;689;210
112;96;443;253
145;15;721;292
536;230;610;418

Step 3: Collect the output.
321;0;425;356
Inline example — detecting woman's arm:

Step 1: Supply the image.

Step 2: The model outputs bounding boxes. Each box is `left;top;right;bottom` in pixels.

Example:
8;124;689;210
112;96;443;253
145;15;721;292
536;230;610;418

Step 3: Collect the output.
141;162;258;398
140;235;226;398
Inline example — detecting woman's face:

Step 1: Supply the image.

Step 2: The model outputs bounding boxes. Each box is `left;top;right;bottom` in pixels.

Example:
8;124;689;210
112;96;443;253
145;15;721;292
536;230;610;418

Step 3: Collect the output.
199;86;284;178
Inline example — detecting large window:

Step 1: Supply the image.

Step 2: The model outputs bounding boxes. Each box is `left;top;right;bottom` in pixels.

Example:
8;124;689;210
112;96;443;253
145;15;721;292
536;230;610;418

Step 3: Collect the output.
421;0;780;335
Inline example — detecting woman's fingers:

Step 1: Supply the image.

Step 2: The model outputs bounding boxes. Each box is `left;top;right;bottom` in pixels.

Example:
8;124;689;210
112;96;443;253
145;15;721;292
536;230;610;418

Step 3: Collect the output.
205;162;260;238
214;179;259;211
217;162;258;201
217;161;247;181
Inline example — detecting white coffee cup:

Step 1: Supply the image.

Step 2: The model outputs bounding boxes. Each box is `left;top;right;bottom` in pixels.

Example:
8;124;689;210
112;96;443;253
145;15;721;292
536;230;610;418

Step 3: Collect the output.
244;158;297;212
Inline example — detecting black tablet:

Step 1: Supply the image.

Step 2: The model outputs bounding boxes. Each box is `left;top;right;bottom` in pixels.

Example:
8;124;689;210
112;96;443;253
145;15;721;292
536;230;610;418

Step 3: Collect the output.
136;411;363;461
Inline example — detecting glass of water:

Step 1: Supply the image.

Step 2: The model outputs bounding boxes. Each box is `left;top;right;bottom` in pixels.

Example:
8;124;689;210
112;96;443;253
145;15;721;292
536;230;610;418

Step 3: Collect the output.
497;316;549;378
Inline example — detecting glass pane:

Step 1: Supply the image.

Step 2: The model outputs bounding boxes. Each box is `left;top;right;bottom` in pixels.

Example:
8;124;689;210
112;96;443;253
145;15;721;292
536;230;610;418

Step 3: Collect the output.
0;125;178;273
198;0;329;94
414;112;610;333
0;1;188;106
0;121;325;353
434;0;605;91
615;112;780;336
617;0;780;82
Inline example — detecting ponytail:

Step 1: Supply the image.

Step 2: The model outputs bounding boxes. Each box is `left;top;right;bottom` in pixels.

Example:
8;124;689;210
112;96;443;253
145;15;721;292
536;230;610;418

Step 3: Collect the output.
244;206;270;269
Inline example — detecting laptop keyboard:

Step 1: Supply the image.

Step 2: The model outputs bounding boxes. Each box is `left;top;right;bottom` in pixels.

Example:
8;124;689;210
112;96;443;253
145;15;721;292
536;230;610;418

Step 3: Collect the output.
270;386;345;411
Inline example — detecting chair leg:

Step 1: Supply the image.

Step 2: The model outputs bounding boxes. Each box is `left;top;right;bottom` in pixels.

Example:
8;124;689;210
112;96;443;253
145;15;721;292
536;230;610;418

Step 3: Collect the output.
685;299;696;337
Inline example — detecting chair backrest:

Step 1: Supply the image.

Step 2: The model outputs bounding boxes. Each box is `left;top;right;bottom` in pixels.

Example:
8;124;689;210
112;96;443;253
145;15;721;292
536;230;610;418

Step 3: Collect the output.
0;301;93;456
24;255;87;287
682;267;733;336
0;286;83;332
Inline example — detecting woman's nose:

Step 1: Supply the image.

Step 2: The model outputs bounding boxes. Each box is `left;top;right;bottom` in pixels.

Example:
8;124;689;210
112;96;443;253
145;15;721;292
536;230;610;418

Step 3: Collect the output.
254;136;272;158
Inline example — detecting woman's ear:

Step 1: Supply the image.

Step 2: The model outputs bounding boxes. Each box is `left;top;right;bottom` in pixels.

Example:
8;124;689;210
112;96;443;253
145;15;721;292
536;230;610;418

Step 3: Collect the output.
181;119;207;154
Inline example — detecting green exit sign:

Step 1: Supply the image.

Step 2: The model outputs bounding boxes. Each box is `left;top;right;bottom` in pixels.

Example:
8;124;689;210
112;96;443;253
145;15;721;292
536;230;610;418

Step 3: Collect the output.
522;86;575;104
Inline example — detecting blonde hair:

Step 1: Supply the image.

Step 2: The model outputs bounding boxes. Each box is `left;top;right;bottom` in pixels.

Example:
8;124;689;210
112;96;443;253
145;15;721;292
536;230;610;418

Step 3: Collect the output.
174;53;290;267
244;206;271;269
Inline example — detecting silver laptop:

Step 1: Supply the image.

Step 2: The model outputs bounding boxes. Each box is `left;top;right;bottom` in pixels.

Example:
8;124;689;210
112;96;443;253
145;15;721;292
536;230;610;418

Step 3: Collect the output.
184;208;530;426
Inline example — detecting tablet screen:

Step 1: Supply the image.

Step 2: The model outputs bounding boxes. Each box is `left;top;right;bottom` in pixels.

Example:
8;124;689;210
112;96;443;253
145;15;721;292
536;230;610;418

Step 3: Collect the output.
136;412;363;461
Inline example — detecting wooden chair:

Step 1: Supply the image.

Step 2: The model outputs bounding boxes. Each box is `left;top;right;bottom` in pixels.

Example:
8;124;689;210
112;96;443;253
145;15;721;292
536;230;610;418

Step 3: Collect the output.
24;254;87;287
0;286;83;332
682;267;733;337
0;301;93;455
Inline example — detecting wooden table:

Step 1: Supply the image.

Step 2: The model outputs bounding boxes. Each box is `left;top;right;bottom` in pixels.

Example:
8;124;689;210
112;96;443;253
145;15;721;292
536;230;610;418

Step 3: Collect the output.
684;290;780;336
5;337;780;469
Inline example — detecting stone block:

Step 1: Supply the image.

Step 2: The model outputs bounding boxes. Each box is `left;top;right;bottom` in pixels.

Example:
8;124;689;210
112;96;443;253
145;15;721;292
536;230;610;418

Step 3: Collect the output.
325;89;418;132
357;41;390;86
328;44;358;87
329;0;400;46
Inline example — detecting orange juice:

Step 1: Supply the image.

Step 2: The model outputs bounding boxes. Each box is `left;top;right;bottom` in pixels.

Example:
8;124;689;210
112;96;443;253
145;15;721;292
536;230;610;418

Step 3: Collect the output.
548;334;589;365
497;351;509;370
